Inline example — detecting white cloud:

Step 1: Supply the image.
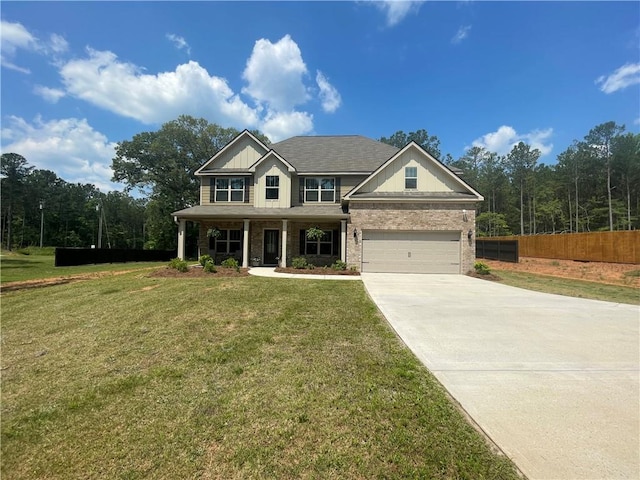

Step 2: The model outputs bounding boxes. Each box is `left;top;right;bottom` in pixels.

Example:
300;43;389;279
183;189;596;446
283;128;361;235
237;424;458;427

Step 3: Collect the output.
242;35;310;111
0;116;121;191
59;48;259;127
316;71;342;113
595;62;640;94
0;20;69;73
634;117;640;126
471;125;554;157
372;1;424;27
0;20;38;72
166;33;191;56
261;111;314;142
33;85;66;103
452;25;471;45
38;34;337;142
48;33;69;55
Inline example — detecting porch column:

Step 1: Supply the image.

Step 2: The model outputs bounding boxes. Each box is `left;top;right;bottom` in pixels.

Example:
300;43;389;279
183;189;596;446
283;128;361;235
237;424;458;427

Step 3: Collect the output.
340;220;347;262
177;218;186;260
281;219;288;268
242;219;250;268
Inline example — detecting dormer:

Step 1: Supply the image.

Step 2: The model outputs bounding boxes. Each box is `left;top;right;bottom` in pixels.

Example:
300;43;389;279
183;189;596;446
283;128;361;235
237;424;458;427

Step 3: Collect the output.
249;150;296;208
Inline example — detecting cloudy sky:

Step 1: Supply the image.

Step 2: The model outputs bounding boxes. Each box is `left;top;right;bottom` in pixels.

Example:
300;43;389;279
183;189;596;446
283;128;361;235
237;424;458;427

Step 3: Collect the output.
1;1;638;191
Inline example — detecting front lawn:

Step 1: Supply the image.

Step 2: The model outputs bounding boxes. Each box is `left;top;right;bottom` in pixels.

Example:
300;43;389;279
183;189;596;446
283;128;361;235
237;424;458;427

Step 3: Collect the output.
0;250;166;284
2;273;519;479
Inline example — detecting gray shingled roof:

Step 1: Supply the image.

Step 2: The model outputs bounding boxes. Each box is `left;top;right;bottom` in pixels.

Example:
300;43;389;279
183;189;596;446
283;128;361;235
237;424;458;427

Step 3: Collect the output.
271;135;399;173
172;204;347;219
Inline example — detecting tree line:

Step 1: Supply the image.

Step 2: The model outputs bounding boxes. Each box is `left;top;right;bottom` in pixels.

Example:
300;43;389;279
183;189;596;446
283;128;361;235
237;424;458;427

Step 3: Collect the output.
2;117;637;251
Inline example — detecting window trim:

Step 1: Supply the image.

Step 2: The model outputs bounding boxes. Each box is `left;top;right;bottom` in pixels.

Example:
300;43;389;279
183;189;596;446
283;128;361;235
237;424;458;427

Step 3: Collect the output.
304;230;333;256
304;177;335;203
405;166;417;190
265;175;279;200
211;228;242;254
214;177;245;202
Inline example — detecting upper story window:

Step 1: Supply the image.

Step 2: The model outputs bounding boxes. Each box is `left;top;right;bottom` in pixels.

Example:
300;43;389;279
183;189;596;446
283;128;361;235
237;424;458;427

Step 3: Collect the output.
305;177;335;203
405;167;417;189
266;175;279;200
215;177;244;202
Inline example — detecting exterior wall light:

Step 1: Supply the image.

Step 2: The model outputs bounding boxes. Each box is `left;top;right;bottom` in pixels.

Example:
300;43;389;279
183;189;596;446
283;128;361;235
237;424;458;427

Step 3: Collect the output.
467;229;473;240
353;228;358;239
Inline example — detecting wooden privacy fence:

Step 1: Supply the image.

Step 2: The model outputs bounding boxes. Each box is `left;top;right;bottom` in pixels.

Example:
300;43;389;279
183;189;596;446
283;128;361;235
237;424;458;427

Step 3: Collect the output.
486;231;640;264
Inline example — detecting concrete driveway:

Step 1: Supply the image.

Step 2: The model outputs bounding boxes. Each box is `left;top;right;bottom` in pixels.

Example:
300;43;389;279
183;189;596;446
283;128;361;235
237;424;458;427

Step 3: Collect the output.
362;273;639;480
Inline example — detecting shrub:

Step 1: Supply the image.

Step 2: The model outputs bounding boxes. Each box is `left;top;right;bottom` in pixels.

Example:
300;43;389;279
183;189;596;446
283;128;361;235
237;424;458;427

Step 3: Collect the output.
221;257;239;268
331;260;347;271
292;257;308;269
474;261;491;275
168;258;189;273
199;254;212;267
221;257;240;272
203;259;217;273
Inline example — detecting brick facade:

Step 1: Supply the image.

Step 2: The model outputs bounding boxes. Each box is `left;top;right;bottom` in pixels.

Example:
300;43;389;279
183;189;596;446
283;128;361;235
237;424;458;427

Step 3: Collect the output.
346;202;478;273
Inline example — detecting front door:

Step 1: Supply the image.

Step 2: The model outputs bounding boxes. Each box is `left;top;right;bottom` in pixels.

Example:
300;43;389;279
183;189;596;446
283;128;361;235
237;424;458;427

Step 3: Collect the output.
263;230;280;265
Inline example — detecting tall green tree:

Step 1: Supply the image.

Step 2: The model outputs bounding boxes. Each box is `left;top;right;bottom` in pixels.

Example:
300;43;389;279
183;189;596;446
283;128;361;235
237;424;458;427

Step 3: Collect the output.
506;142;540;235
583;121;625;231
611;132;640;230
1;153;33;250
379;129;441;159
112;115;269;249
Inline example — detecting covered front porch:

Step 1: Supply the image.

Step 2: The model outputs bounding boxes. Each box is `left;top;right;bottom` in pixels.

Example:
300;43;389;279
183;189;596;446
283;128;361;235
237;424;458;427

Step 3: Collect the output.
173;206;349;268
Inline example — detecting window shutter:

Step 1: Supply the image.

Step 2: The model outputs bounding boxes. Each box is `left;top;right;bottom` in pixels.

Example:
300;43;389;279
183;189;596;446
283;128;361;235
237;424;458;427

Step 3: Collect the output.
244;178;250;203
299;177;305;204
299;230;306;255
333;229;339;255
210;177;215;203
335;178;341;203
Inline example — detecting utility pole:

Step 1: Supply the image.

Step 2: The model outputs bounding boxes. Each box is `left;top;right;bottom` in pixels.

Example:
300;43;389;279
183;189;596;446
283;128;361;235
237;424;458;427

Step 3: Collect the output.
96;204;103;249
39;201;44;248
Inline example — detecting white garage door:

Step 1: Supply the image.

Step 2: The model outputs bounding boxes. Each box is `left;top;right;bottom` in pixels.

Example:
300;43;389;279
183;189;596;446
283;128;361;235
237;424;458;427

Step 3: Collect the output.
362;231;461;273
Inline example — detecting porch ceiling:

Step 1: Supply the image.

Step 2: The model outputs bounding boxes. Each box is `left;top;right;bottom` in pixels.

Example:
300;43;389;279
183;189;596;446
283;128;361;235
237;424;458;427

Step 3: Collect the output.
172;204;348;220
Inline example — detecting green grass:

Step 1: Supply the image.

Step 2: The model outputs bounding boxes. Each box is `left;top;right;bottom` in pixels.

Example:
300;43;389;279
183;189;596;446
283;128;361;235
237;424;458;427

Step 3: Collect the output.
0;250;166;283
1;272;520;479
493;270;640;305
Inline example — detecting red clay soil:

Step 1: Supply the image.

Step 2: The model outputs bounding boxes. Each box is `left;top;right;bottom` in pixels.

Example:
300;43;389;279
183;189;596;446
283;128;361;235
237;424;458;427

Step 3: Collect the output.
481;257;640;288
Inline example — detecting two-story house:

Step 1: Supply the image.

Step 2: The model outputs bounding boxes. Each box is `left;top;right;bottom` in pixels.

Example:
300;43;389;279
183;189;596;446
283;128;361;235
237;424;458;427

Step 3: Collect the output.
172;130;483;273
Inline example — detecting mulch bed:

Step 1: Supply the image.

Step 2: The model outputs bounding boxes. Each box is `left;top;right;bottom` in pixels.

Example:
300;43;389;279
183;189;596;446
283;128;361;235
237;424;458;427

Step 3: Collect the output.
149;266;250;278
275;267;360;276
466;271;502;282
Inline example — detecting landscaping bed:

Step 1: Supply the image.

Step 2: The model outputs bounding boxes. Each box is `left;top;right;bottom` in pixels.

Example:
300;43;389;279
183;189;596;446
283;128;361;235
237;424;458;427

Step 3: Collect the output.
149;265;249;278
274;266;360;276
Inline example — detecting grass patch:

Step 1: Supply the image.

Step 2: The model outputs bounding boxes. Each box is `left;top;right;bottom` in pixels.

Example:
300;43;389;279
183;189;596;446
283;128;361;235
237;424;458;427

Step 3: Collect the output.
2;273;520;479
624;269;640;278
0;250;166;283
494;270;640;305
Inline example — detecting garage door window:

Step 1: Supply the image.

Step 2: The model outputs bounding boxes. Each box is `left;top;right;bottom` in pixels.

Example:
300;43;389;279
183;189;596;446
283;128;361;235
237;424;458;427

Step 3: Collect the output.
405;167;417;189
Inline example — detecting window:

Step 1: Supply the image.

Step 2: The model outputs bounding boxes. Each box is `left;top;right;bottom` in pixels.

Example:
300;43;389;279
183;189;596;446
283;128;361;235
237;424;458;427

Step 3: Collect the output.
210;229;242;254
303;230;334;255
214;177;244;202
405;167;417;189
304;177;335;202
266;175;279;200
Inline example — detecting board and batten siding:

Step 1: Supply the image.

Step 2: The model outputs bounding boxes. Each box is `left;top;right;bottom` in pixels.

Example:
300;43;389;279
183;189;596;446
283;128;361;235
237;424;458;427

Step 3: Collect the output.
212;137;265;170
254;162;292;208
200;176;254;205
358;147;461;194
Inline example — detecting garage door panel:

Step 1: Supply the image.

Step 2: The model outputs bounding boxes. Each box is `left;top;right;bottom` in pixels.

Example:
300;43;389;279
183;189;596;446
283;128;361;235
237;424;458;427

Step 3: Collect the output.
362;231;460;274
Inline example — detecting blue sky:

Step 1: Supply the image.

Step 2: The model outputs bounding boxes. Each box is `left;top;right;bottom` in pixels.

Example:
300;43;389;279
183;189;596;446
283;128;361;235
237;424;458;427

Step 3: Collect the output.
1;1;639;191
